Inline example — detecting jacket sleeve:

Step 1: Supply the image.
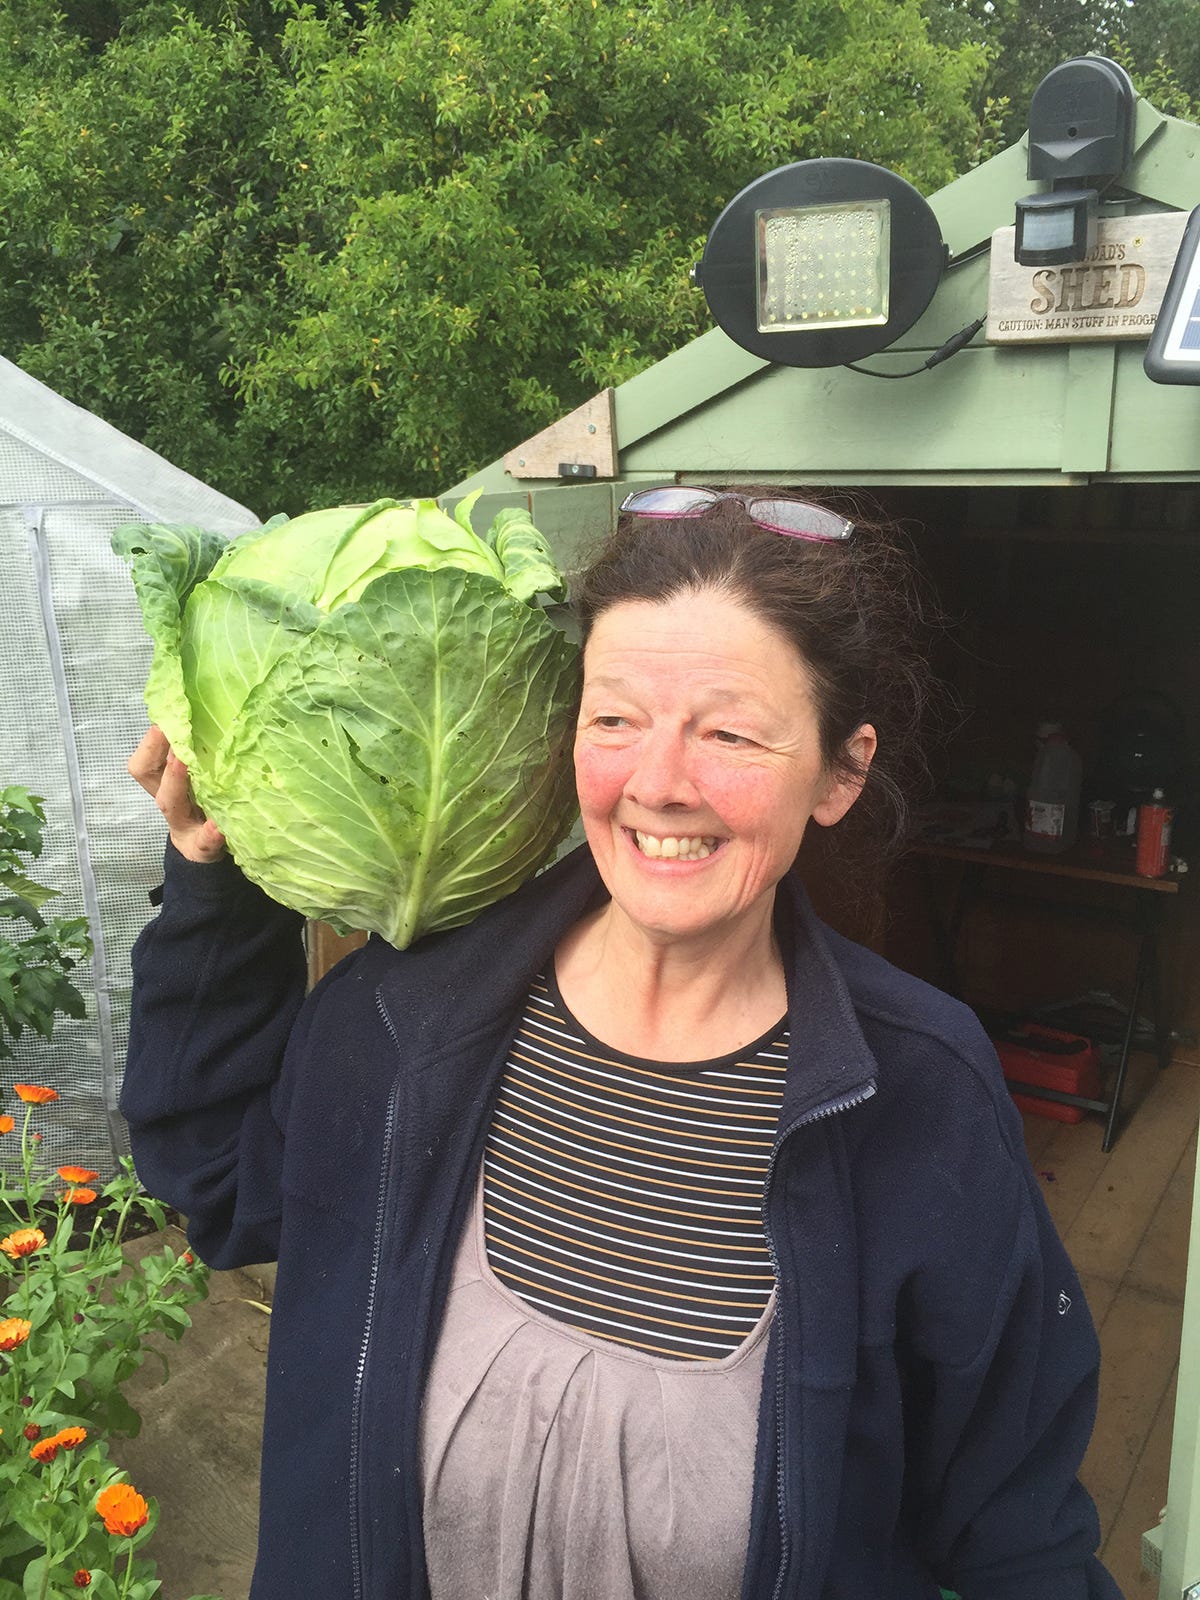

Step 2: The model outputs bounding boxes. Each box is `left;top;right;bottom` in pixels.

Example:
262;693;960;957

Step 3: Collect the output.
902;1052;1122;1600
118;841;309;1270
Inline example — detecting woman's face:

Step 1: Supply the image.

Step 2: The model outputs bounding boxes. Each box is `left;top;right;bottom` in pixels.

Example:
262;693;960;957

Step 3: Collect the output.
574;588;876;949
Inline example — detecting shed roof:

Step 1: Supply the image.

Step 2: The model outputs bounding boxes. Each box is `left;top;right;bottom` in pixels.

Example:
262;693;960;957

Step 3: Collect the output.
448;96;1200;510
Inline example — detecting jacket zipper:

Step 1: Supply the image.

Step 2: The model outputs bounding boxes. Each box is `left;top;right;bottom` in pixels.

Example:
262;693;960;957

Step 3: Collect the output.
761;1081;876;1600
354;998;874;1600
348;994;406;1600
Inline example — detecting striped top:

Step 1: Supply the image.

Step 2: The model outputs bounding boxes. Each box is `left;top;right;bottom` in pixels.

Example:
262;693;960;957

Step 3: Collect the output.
481;970;789;1362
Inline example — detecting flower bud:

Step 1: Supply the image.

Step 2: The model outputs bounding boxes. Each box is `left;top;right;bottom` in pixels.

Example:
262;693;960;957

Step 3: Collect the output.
23;1423;41;1441
19;1396;32;1408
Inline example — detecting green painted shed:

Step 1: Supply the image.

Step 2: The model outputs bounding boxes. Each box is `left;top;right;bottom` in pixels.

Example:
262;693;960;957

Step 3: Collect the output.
445;93;1200;1599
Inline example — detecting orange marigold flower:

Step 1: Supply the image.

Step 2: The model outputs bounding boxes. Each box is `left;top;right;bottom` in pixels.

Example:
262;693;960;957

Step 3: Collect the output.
30;1437;59;1463
95;1482;149;1537
57;1166;99;1185
0;1317;32;1351
61;1188;98;1206
12;1084;58;1104
52;1426;87;1451
0;1115;14;1134
1;1228;47;1260
74;1573;91;1589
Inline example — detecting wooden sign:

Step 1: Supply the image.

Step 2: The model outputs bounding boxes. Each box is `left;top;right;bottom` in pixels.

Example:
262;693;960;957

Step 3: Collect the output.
986;212;1187;344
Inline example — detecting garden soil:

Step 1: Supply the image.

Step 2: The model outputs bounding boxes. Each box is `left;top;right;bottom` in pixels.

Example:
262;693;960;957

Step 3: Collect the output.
113;1228;272;1600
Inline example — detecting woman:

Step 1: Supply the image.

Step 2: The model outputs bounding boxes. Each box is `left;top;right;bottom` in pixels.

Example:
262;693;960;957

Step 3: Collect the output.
122;487;1120;1600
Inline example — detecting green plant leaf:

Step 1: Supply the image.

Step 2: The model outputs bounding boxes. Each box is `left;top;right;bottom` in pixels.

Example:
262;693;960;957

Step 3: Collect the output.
109;521;229;768
0;1525;38;1563
20;1553;49;1599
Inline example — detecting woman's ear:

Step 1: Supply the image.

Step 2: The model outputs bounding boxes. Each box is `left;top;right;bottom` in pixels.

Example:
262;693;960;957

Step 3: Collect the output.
811;724;878;828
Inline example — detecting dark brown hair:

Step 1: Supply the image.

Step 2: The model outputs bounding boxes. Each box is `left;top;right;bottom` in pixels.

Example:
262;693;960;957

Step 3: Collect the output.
572;487;949;887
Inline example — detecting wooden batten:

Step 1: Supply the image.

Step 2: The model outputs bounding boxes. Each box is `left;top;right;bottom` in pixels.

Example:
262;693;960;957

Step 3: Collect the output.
504;389;617;480
306;921;367;989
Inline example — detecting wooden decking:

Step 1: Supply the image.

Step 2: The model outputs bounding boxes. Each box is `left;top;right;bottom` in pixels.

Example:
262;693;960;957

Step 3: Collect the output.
1024;1051;1200;1596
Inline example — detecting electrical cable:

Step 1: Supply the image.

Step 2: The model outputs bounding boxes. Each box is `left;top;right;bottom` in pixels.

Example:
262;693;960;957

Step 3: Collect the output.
945;241;993;271
844;314;987;379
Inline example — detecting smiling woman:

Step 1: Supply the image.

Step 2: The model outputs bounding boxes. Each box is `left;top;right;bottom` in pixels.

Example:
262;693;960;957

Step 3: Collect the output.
562;586;875;1055
120;487;1120;1600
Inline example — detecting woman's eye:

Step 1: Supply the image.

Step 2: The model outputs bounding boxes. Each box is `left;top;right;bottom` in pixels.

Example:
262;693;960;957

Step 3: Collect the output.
711;729;750;745
593;715;629;729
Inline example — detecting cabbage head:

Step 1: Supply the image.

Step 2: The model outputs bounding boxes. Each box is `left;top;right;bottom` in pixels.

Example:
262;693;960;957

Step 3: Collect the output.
113;495;580;947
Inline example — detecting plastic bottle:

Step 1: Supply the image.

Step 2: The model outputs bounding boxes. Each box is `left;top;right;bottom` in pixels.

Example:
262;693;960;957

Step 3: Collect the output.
1135;789;1173;878
1023;724;1083;854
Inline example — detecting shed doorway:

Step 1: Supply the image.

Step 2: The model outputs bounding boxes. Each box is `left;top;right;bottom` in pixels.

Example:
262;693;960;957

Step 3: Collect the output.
844;480;1198;1596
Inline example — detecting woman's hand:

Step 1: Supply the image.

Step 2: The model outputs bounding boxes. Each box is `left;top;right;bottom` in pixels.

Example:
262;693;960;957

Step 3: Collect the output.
128;726;227;864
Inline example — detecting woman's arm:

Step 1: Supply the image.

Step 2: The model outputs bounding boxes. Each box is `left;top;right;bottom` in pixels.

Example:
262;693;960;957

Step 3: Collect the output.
119;730;308;1268
901;1059;1121;1600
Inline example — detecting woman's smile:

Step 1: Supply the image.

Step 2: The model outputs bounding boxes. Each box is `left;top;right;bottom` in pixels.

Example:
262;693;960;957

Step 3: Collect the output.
574;588;870;951
627;828;724;861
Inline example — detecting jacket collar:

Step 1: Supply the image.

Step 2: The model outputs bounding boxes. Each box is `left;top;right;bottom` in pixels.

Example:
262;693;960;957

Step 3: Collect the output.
375;844;880;1118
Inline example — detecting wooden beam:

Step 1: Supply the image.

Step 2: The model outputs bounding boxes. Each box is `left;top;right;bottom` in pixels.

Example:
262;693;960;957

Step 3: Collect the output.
504;389;617;480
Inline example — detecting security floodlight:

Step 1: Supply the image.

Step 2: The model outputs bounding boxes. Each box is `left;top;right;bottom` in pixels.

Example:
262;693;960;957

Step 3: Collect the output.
1013;57;1135;268
695;158;946;367
1144;206;1200;385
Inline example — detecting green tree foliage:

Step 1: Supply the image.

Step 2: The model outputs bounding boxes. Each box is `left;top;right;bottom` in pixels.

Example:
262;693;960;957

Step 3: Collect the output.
1;0;989;513
927;0;1200;145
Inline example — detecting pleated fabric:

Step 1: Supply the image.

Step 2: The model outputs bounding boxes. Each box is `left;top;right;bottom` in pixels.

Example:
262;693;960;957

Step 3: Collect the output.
420;1169;774;1600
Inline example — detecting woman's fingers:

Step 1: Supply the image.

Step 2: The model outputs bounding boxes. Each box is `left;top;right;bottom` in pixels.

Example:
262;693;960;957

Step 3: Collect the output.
129;727;226;863
128;725;171;797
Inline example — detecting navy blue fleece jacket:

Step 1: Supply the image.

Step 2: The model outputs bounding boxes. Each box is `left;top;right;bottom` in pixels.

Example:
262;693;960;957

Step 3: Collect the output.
120;842;1121;1600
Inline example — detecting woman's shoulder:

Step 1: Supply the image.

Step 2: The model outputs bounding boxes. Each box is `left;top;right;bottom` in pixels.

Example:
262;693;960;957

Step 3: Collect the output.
827;926;982;1048
812;918;1017;1132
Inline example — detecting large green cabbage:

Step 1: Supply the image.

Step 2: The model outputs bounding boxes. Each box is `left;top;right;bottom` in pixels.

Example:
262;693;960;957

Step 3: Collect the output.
113;495;579;948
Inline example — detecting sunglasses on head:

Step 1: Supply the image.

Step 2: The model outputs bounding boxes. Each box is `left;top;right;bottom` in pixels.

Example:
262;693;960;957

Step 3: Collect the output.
619;487;855;544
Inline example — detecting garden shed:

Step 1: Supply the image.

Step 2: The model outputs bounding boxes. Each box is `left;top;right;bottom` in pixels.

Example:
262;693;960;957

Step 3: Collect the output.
441;90;1200;1600
0;356;258;1178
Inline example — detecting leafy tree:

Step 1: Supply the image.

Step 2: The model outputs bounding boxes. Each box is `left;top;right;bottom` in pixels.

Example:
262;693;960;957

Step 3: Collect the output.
926;0;1200;144
0;0;989;514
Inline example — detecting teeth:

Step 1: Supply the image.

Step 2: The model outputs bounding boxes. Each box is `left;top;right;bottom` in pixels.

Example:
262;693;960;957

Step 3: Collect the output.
634;831;719;860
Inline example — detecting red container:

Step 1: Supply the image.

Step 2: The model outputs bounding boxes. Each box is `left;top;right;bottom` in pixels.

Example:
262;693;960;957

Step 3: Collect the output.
1136;796;1173;878
992;1024;1102;1123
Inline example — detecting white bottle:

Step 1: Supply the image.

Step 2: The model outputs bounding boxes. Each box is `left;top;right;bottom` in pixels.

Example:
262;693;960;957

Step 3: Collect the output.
1024;724;1083;854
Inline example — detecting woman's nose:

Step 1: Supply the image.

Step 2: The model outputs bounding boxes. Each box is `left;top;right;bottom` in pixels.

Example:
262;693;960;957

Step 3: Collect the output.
626;730;699;810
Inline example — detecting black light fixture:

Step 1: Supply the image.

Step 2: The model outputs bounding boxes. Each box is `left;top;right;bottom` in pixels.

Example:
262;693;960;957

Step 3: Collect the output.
1144;205;1200;384
1013;56;1135;267
693;158;947;368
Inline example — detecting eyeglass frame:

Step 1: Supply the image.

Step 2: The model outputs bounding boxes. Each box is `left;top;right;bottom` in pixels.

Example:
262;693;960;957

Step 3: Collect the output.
618;487;855;544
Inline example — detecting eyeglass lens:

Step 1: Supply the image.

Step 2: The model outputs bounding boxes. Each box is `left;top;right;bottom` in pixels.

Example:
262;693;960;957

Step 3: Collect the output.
621;488;852;542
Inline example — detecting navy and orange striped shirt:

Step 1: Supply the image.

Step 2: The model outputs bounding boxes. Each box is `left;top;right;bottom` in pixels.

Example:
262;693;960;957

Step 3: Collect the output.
481;971;788;1361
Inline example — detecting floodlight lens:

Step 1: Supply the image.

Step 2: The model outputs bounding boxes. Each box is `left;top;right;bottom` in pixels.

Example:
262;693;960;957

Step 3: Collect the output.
756;200;890;333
